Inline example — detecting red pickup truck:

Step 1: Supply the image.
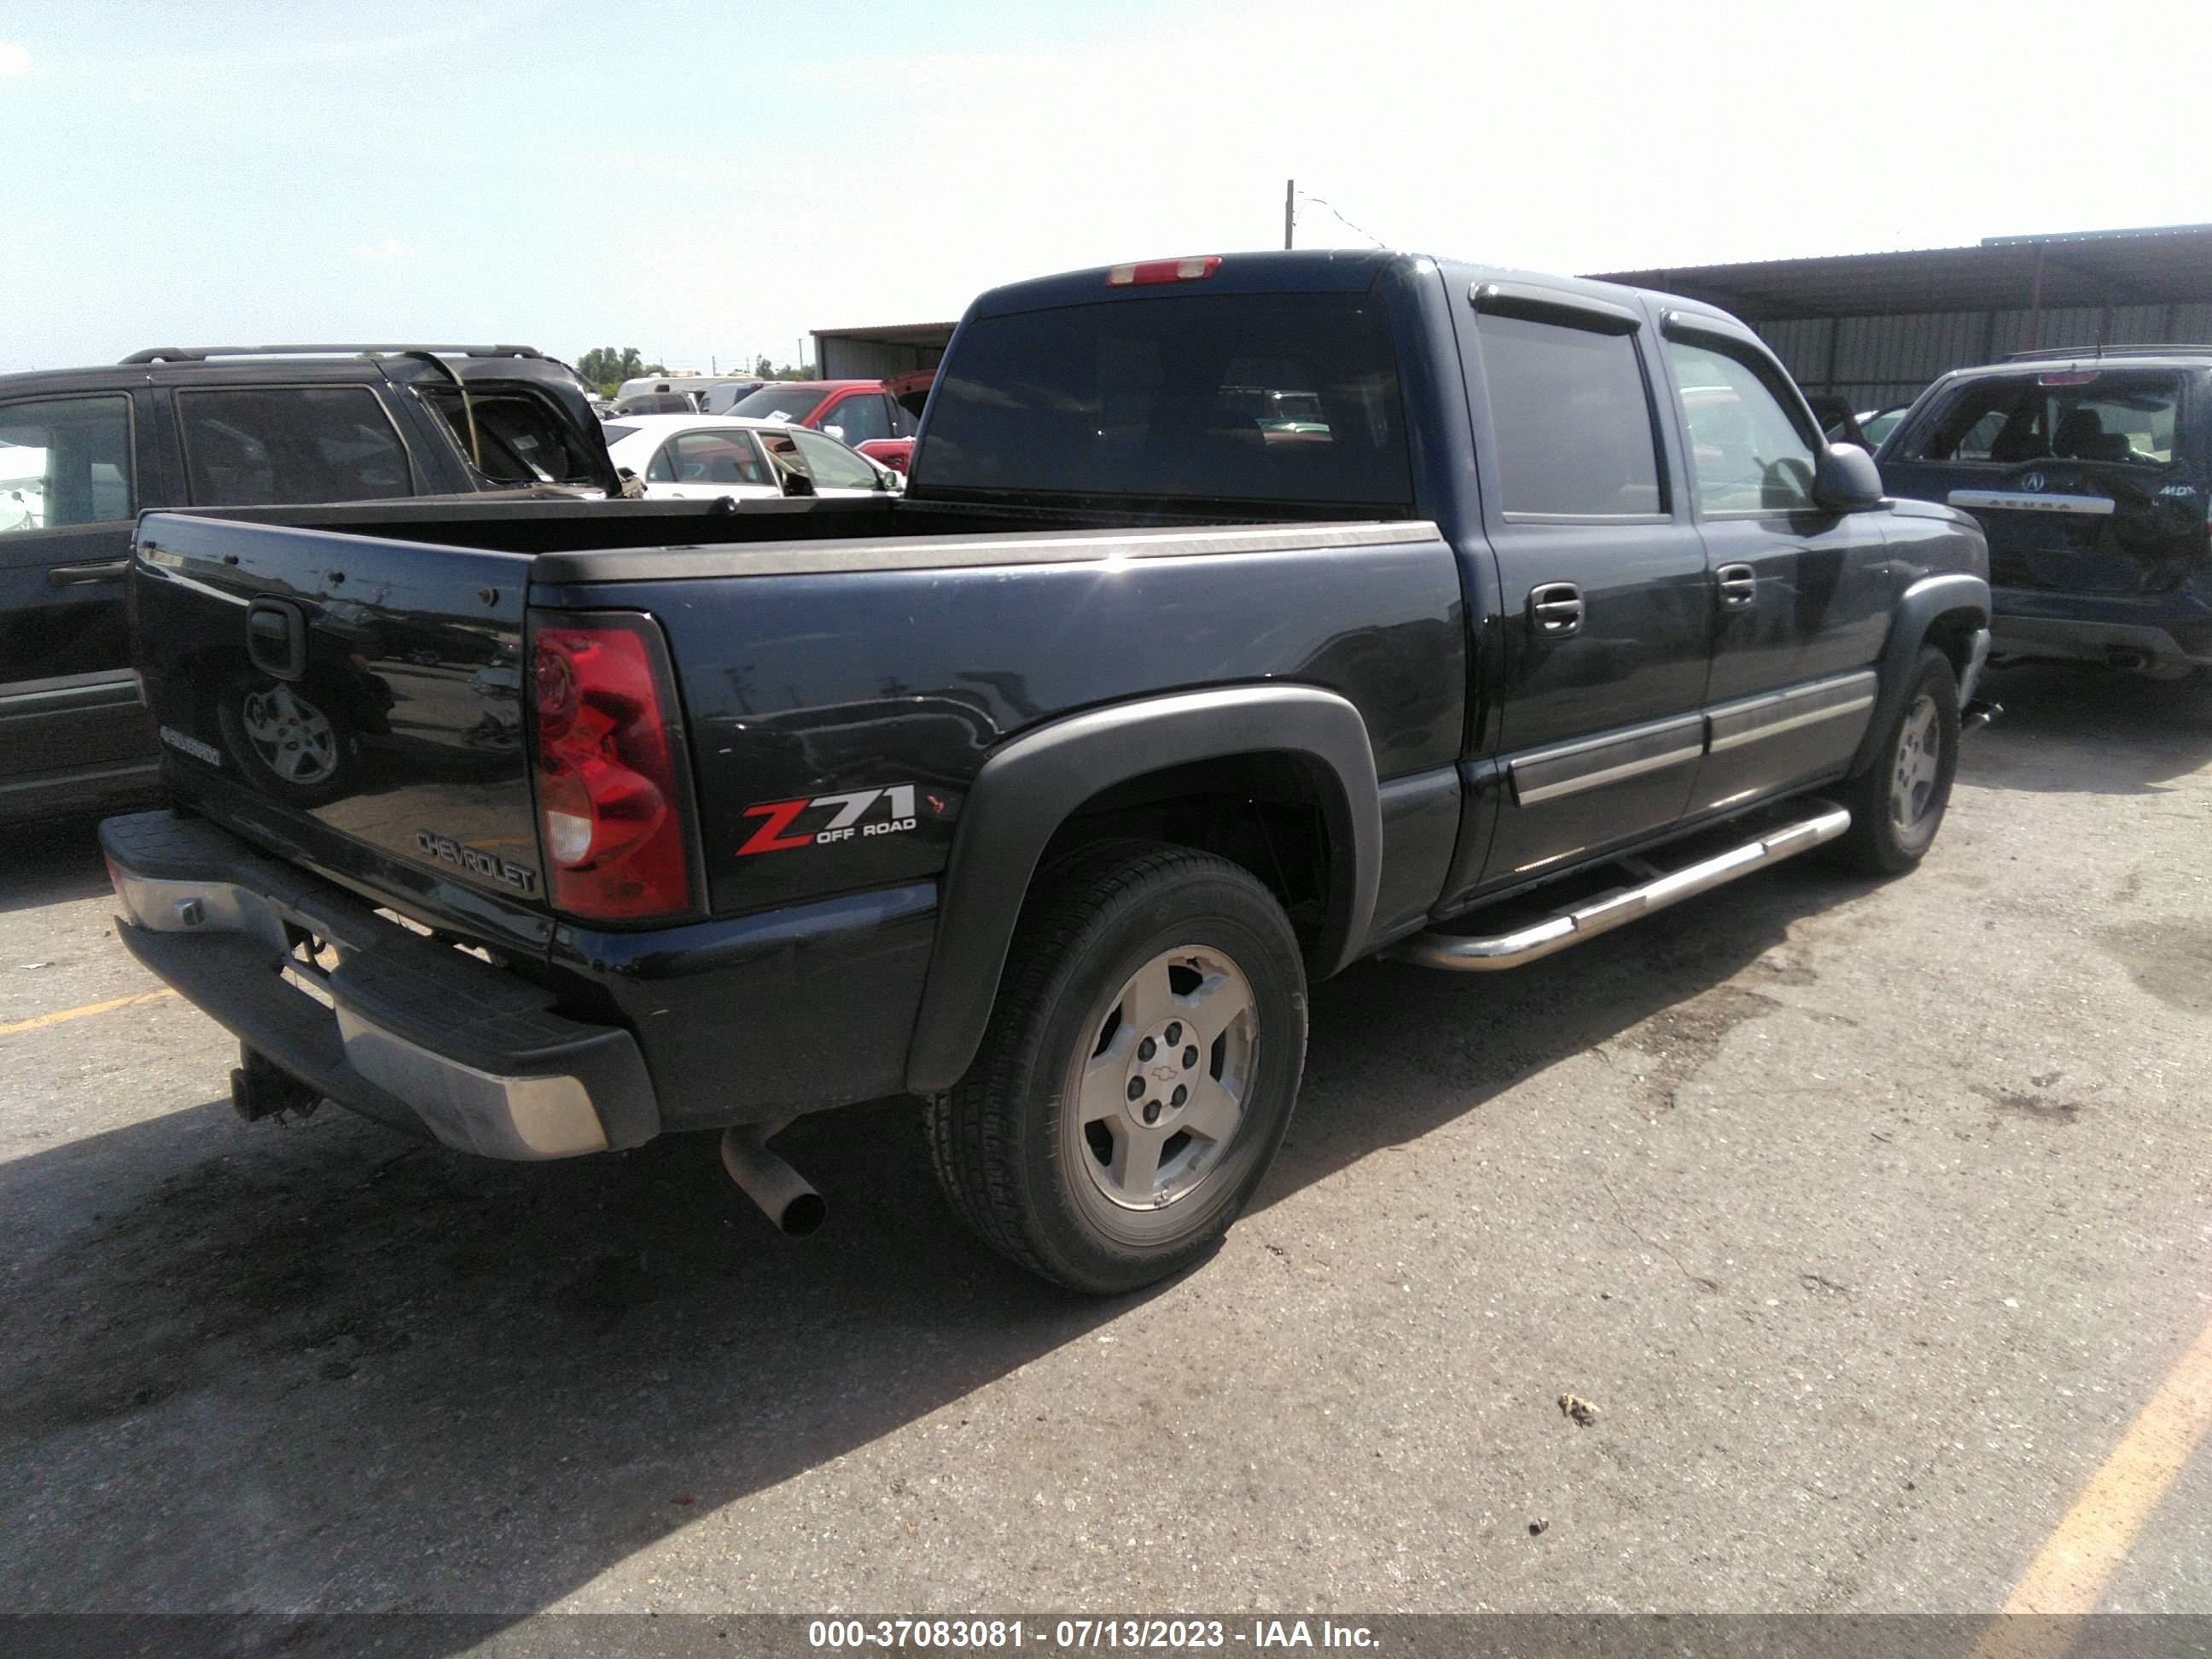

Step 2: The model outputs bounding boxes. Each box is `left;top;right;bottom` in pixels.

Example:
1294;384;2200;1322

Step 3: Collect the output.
728;373;933;473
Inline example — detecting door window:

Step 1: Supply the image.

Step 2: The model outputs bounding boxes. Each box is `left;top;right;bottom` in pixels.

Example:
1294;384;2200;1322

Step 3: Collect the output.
0;395;135;534
666;429;775;487
178;387;412;504
1476;314;1664;517
1666;341;1818;512
822;393;891;445
789;428;881;489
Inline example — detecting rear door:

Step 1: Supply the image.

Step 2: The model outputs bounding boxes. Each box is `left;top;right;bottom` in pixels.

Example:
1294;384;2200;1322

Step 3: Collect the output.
1458;284;1714;886
1881;366;2198;600
1659;321;1889;817
0;389;149;804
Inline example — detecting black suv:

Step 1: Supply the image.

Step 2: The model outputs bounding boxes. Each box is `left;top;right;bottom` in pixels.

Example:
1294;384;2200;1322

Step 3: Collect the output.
1877;346;2212;678
0;345;622;824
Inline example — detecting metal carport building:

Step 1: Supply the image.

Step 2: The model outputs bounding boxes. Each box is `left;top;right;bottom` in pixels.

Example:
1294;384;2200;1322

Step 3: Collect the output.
1594;222;2212;411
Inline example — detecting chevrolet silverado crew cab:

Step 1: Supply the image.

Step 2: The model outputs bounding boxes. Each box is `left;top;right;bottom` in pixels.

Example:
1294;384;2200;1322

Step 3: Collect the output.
101;252;1994;1293
1;343;621;824
1876;345;2212;678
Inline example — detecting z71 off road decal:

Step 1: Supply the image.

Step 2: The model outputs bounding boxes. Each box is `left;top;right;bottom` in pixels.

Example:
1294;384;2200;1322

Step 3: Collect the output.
739;784;924;855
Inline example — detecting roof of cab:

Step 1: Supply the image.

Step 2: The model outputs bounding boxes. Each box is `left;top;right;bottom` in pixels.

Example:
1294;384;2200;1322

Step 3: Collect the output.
965;247;1751;332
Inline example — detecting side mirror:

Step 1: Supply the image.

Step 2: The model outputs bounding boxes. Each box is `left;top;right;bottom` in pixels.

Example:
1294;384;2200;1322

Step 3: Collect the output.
1812;442;1883;511
823;423;845;442
779;469;816;498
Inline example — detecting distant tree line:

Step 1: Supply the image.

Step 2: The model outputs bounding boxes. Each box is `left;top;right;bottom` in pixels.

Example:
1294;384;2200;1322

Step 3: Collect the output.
573;346;810;396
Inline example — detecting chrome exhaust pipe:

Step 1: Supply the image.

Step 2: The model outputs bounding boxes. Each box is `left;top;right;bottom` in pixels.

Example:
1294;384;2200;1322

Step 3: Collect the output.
719;1123;825;1237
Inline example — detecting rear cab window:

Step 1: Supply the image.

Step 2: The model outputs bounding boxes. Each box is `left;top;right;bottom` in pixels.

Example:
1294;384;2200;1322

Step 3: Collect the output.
178;387;413;505
919;292;1412;509
1901;371;2182;469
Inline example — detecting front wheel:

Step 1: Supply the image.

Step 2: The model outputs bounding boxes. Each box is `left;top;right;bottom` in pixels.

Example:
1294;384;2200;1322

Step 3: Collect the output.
1830;646;1960;876
925;841;1308;1295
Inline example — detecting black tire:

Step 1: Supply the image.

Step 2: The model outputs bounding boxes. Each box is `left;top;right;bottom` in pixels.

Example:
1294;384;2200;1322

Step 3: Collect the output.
1830;647;1960;876
925;840;1308;1295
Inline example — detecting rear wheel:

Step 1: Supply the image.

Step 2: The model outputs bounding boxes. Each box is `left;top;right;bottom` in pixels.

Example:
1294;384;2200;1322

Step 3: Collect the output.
1831;647;1959;876
926;841;1307;1295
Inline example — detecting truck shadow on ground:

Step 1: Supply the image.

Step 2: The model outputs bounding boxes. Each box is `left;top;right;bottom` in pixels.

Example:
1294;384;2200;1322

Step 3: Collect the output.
1962;663;2212;796
0;855;1869;1622
0;815;120;917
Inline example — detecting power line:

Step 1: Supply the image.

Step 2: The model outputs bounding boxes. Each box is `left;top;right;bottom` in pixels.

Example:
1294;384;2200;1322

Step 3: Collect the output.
1298;189;1387;249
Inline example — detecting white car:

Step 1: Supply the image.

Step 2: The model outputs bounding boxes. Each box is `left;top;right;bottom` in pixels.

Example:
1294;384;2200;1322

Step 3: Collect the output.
598;414;902;502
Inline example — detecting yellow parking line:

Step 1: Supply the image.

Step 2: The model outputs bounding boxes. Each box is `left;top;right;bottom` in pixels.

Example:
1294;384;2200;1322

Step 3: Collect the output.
1972;1309;2212;1655
0;987;178;1038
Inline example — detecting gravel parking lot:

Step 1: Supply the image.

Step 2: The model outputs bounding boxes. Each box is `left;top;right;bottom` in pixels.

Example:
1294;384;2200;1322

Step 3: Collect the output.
2;662;2208;1620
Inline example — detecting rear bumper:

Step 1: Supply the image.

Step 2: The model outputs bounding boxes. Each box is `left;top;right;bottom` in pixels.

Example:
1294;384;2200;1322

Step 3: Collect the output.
1990;588;2212;669
100;810;659;1159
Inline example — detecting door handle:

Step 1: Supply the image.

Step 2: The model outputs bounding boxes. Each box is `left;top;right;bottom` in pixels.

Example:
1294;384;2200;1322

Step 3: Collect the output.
1528;581;1583;637
1715;563;1757;608
48;560;129;587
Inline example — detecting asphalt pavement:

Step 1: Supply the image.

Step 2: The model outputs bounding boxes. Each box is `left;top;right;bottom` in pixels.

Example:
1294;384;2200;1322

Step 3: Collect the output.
2;662;2207;1621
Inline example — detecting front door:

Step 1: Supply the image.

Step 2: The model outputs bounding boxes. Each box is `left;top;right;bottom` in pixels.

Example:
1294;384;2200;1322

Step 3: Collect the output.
1458;288;1714;887
1659;325;1891;817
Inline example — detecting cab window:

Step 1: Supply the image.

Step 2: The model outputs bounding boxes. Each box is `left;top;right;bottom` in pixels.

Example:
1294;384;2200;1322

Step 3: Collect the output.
1476;313;1664;517
0;394;135;534
1665;340;1818;513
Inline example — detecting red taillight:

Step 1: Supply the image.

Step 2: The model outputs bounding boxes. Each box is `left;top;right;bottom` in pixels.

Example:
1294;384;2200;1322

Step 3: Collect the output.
1105;256;1221;287
529;615;695;923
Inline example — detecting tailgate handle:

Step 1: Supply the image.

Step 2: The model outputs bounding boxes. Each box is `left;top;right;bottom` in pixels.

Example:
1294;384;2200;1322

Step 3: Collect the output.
246;599;308;682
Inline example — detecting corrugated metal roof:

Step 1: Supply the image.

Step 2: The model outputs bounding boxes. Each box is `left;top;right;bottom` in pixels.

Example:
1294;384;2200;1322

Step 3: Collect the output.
1593;224;2212;321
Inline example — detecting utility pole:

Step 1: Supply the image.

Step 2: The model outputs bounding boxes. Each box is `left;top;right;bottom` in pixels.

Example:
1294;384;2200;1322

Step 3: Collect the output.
1284;179;1295;250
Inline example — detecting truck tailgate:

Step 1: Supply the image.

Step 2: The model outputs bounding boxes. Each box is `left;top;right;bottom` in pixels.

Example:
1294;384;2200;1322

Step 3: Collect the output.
131;512;550;946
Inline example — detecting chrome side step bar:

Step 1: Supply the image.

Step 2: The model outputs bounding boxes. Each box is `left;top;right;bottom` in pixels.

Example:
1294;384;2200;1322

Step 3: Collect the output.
1388;803;1852;973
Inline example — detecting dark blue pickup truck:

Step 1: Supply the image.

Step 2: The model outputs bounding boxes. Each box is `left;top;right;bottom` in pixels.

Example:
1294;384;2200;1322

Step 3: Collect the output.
100;250;1994;1292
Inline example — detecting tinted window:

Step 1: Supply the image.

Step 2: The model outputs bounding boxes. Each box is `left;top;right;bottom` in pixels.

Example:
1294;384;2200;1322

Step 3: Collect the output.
668;429;774;487
732;385;834;423
1902;372;2180;469
0;395;134;533
1666;340;1818;512
601;422;639;444
1474;314;1662;516
923;293;1411;506
179;387;410;505
823;393;891;445
790;428;879;489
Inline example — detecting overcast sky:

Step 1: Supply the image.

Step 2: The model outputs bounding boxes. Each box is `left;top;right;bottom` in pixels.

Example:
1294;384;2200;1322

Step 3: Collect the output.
5;0;2209;375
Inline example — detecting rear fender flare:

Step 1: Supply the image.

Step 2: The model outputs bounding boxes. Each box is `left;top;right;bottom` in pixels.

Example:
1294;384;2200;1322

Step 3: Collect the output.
1849;572;1990;775
903;685;1382;1096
